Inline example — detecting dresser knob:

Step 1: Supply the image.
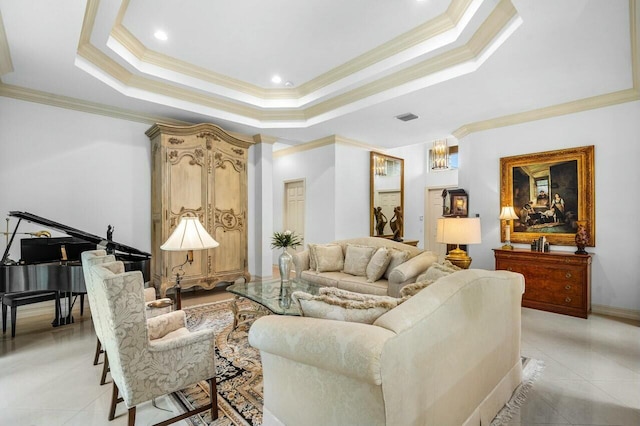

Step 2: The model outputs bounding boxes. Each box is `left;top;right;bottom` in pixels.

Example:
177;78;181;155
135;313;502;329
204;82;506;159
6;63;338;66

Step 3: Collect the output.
565;284;572;290
565;297;572;303
565;272;572;279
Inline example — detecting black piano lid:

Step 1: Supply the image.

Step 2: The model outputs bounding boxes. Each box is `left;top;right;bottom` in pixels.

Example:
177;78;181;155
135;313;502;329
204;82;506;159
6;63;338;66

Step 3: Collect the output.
8;211;151;259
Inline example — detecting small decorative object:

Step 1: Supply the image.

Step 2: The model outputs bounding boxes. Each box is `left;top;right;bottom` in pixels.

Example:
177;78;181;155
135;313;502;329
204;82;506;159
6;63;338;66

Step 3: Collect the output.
574;221;589;254
271;230;302;286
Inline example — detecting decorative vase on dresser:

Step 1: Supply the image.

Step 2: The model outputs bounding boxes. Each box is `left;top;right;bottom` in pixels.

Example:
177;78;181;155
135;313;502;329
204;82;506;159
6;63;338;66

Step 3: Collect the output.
494;248;593;318
147;123;254;297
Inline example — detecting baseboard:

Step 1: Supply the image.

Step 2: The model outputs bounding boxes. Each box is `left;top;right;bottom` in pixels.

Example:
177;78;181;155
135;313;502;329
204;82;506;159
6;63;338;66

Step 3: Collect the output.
592;304;640;322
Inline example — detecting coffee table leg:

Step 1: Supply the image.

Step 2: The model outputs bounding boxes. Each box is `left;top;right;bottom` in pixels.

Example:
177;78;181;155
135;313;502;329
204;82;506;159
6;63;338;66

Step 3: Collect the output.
230;296;270;330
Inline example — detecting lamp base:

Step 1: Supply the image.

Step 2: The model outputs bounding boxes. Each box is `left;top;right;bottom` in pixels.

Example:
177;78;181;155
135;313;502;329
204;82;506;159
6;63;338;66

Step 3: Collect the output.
501;243;514;250
445;247;472;269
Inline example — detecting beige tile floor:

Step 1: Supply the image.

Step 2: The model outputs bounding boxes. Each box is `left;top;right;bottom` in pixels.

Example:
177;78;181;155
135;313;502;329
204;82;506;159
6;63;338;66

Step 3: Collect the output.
1;289;639;426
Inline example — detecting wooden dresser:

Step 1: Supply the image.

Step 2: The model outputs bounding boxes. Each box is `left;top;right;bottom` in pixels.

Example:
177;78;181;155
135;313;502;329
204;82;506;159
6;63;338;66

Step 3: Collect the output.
493;248;593;318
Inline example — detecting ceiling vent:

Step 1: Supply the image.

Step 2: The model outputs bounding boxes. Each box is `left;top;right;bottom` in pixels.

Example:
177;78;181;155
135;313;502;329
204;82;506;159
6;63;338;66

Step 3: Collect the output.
395;113;419;122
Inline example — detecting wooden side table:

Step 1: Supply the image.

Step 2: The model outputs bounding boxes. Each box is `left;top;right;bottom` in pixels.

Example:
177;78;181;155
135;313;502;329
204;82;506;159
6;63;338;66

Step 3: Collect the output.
493;248;593;318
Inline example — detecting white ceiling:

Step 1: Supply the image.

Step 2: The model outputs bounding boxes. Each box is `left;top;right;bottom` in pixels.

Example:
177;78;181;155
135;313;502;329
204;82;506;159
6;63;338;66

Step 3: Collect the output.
0;0;637;149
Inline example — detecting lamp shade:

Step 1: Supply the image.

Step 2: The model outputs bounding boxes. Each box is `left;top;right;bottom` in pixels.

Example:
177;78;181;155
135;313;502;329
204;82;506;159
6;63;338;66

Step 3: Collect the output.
499;206;518;220
436;217;482;245
160;217;219;251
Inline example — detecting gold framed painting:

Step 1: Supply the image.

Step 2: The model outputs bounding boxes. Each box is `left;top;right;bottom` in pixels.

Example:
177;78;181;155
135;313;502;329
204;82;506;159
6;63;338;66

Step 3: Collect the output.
500;145;595;247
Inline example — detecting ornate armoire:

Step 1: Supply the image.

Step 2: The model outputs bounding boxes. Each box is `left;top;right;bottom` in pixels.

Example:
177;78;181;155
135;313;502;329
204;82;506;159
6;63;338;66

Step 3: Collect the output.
146;123;253;296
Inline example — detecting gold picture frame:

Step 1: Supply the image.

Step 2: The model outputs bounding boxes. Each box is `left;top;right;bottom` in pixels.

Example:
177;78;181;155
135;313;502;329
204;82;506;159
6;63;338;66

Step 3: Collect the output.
500;145;595;247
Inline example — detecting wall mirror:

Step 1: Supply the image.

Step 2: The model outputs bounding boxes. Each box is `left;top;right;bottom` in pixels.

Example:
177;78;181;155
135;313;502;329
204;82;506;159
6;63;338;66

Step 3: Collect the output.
370;152;404;240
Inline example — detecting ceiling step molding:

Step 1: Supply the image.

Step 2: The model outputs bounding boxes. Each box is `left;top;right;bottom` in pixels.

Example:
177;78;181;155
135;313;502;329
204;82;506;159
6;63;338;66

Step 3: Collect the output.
0;10;13;76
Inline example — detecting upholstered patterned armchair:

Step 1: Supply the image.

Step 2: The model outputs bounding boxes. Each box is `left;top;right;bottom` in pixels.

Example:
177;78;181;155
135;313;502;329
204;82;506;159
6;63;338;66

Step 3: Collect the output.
81;250;173;386
80;250;116;384
91;261;218;425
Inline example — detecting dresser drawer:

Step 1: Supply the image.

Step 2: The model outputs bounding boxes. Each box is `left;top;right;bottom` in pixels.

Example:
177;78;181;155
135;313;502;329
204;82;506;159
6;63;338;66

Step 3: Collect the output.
494;248;592;318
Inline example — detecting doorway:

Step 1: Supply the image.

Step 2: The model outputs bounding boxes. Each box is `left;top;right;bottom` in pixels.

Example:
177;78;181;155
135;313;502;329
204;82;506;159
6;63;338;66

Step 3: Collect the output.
425;188;449;261
283;179;305;251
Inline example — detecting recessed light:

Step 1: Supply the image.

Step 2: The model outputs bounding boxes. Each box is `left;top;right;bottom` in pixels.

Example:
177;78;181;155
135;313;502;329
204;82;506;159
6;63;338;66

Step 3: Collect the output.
154;30;168;41
271;75;282;84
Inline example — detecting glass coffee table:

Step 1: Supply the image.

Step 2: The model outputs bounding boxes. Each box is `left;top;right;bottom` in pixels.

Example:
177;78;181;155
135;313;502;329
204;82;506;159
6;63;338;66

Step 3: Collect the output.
227;278;321;328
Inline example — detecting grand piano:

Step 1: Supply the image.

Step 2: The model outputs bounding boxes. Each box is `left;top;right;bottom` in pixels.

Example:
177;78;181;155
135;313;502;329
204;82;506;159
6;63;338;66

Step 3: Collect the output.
1;211;151;327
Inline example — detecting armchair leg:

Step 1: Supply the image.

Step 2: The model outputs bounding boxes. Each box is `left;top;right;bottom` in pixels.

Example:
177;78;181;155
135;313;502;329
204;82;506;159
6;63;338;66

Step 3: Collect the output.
109;382;123;421
128;407;136;426
153;376;218;426
93;337;103;365
208;377;219;421
100;351;110;385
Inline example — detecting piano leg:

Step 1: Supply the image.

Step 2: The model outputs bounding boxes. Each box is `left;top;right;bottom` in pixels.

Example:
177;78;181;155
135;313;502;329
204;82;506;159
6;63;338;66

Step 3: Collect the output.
51;292;76;326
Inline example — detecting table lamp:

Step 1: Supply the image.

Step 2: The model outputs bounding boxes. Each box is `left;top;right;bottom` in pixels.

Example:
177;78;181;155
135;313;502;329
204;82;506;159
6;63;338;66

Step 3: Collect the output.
436;217;482;269
160;216;219;309
499;206;519;250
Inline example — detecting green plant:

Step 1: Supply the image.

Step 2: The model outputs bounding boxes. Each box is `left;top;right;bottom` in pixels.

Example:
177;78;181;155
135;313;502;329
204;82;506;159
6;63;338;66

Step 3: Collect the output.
271;230;302;249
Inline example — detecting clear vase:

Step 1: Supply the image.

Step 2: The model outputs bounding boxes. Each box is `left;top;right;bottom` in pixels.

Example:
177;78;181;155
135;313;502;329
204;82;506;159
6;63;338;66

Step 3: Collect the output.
278;248;293;285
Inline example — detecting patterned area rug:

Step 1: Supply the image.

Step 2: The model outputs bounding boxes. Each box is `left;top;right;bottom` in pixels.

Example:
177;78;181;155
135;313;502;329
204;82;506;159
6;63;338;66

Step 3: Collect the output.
172;299;263;426
173;300;543;426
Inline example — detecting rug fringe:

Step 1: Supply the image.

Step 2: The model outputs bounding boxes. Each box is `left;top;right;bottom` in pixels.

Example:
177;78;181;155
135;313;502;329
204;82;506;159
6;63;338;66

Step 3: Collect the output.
491;358;545;426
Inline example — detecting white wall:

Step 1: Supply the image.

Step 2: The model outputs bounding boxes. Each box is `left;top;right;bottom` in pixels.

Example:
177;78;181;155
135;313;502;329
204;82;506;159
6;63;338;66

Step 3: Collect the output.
272;144;336;254
458;101;640;312
389;143;428;247
0;97;152;261
335;144;369;239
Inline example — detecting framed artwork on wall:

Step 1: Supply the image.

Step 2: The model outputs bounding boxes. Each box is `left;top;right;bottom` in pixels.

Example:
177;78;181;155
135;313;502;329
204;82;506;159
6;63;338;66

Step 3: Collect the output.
500;145;595;247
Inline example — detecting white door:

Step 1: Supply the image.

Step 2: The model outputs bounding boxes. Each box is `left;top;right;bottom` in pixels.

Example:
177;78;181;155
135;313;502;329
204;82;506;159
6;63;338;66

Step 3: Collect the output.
284;179;305;251
426;188;447;261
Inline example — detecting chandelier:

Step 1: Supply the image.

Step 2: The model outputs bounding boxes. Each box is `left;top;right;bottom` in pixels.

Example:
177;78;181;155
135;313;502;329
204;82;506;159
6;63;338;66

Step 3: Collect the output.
374;155;387;176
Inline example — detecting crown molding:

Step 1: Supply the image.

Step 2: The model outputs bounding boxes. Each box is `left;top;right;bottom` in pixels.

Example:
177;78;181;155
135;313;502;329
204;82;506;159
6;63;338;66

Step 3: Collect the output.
0;83;191;126
453;0;639;139
273;134;379;158
253;134;279;145
77;0;518;127
108;0;479;105
0;10;14;76
452;88;640;139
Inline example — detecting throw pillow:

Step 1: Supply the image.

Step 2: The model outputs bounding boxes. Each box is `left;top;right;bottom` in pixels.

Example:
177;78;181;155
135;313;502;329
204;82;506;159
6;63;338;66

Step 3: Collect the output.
291;287;402;324
315;244;345;272
384;249;411;279
343;244;377;276
399;279;436;298
365;247;392;282
308;244;317;271
415;260;461;282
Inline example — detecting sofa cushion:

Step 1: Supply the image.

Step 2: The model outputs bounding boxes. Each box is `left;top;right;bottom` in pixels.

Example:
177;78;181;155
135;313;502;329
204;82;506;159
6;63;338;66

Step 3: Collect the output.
343;244;377;276
384;248;411;279
291;287;402;324
300;270;342;287
315;244;345;272
366;247;392;283
338;275;388;296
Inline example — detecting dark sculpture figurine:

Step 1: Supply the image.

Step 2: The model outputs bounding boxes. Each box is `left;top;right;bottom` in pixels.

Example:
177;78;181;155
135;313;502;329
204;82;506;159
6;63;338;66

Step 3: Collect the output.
106;225;115;255
390;206;403;241
374;207;387;236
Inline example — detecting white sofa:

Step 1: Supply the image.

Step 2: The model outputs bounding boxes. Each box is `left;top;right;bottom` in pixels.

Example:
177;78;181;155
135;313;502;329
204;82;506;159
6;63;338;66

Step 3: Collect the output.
292;237;438;297
249;269;525;426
